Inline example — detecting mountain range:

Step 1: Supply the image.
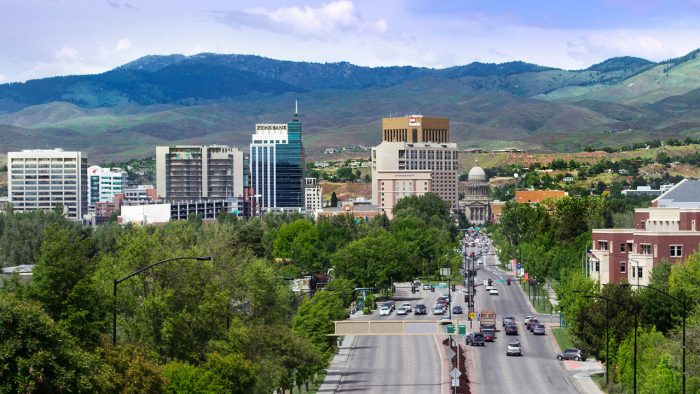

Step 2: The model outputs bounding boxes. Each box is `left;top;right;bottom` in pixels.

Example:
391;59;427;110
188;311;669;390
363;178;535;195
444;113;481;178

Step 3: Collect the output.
1;50;700;162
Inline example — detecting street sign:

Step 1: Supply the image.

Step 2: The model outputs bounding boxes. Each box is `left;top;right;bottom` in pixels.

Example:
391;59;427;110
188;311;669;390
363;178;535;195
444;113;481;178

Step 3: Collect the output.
447;348;456;359
458;324;467;336
469;311;476;319
450;368;461;379
452;378;460;387
438;282;447;288
516;262;521;269
446;324;456;334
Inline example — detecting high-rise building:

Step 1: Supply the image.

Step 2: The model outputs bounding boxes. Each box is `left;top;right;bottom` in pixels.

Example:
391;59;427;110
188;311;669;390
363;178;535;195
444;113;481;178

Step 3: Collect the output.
304;177;323;211
87;165;127;206
372;115;458;217
155;145;248;201
381;115;450;143
8;149;88;220
250;112;305;212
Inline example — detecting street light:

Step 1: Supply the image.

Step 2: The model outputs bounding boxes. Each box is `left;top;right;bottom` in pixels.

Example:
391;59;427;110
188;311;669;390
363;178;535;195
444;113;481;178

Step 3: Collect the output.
574;289;640;393
113;255;212;345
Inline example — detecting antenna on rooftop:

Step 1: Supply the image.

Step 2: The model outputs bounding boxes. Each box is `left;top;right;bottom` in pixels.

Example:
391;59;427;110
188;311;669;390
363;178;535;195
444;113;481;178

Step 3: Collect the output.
295;100;298;115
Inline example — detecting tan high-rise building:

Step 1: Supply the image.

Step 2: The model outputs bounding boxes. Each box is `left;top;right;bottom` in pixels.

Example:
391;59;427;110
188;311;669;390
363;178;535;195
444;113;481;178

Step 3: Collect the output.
382;115;450;143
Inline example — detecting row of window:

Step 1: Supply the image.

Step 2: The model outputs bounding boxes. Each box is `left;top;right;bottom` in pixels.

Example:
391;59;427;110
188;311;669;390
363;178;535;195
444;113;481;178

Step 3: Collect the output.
596;240;683;257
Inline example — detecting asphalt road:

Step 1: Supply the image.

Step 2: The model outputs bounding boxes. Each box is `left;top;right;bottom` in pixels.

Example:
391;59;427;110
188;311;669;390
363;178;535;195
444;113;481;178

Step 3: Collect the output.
468;243;579;394
334;284;449;393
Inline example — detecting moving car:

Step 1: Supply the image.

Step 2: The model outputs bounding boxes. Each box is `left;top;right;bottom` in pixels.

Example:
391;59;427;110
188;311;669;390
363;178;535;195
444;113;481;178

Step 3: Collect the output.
489;288;499;295
415;304;428;315
527;318;540;331
502;316;515;327
557;348;587;361
482;329;495;342
506;340;522;356
466;332;485;346
505;324;518;335
379;306;391;316
396;306;409;315
440;315;452;325
400;303;412;312
423;284;432;290
433;305;445;315
533;324;546;335
524;315;535;325
452;305;464;314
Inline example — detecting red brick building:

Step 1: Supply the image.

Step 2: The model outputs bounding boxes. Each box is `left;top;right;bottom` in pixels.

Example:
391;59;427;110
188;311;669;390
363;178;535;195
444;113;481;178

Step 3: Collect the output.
591;179;700;286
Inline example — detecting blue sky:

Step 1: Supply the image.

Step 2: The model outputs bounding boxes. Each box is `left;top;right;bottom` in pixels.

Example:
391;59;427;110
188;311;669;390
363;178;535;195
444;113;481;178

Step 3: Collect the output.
1;0;700;83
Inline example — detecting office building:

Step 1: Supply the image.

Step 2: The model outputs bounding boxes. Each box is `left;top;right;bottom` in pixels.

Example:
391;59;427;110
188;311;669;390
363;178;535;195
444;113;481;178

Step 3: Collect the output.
382;115;450;143
372;116;458;217
88;165;127;206
8;149;88;220
304;178;323;211
250;112;305;212
590;179;700;286
155;145;248;201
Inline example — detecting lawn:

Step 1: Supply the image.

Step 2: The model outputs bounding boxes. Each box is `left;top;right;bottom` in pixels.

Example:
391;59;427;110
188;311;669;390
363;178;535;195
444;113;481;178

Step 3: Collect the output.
551;327;575;352
520;280;555;314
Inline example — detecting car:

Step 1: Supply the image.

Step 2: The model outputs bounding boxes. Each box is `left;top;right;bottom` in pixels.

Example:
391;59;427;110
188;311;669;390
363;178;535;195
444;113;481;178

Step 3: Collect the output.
557;348;587;361
505;324;518;335
532;324;546;335
379;306;391;316
524;315;535;325
440;315;452;325
432;306;445;315
482;329;495;342
466;332;485;346
423;284;432;290
502;316;515;327
485;284;494;291
413;280;421;287
527;319;540;331
489;288;499;295
452;305;464;314
415;304;428;315
506;340;522;356
384;301;396;311
400;303;412;312
397;306;409;315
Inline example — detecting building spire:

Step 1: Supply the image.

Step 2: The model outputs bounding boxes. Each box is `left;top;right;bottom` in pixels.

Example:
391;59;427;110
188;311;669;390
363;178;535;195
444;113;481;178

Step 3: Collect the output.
295;100;298;116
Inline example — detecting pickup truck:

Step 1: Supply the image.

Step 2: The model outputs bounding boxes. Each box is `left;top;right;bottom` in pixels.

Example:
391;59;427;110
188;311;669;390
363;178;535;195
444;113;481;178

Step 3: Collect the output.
480;310;497;331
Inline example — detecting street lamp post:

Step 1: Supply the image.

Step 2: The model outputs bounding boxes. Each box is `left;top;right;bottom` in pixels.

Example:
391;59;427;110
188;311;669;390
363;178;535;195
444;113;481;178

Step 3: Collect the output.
113;256;212;345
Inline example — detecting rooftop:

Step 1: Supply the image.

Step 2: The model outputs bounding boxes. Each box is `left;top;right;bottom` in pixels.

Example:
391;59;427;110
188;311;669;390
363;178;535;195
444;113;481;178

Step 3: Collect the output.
654;179;700;208
514;190;567;204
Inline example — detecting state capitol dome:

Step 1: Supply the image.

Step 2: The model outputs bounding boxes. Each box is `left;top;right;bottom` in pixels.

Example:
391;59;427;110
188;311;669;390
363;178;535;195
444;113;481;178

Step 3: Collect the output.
468;164;487;182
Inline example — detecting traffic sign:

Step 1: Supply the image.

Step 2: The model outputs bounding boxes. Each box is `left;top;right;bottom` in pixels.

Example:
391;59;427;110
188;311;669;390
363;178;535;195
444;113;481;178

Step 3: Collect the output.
447;348;456;359
450;368;461;379
516;262;521;269
446;324;456;334
452;378;460;387
458;324;467;336
469;311;476;319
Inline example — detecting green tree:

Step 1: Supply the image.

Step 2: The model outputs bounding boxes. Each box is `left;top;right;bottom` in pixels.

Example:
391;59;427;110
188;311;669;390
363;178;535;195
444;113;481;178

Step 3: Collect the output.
273;219;323;272
330;192;338;207
97;342;168;394
393;193;451;225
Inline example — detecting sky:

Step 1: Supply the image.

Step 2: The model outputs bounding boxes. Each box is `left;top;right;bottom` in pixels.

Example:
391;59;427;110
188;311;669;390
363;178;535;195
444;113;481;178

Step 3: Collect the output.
2;0;700;83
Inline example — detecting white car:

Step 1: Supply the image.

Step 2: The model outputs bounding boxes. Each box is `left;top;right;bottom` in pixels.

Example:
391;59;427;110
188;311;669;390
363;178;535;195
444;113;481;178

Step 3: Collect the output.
397;306;409;315
440;315;452;325
433;306;445;315
485;285;494;291
400;303;412;312
379;306;391;316
489;288;499;295
423;284;432;290
507;340;522;356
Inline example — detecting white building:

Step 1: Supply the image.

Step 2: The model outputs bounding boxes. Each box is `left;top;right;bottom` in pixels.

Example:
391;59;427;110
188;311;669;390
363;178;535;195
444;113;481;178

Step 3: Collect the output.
8;149;87;220
88;165;127;206
304;178;323;211
120;204;171;225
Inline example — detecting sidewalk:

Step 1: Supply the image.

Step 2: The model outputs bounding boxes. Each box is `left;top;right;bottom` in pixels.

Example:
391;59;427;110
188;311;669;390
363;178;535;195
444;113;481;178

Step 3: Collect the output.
317;310;364;393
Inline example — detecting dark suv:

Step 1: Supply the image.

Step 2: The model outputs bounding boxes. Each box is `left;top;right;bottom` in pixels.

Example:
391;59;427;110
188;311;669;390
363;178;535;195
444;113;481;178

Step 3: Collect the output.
466;332;485;346
415;304;428;315
505;323;518;335
557;348;587;361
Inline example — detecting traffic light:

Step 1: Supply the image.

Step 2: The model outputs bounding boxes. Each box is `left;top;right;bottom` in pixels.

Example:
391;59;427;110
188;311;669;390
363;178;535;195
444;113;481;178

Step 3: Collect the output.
392;285;396;293
464;294;468;302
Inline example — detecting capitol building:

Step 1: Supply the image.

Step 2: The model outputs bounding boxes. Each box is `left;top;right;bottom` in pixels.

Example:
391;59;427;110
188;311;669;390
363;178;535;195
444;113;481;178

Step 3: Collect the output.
459;160;491;225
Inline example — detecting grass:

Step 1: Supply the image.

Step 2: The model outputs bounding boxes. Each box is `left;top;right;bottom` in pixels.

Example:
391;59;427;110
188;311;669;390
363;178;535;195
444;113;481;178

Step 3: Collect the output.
520;280;555;314
305;371;327;394
551;327;575;352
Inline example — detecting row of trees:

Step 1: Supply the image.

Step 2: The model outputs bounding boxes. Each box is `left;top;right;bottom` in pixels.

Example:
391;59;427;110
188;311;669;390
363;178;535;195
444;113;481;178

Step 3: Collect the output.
0;193;459;393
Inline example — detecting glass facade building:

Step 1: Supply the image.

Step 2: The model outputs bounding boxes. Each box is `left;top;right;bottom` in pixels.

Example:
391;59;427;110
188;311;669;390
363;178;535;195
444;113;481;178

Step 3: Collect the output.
250;113;304;211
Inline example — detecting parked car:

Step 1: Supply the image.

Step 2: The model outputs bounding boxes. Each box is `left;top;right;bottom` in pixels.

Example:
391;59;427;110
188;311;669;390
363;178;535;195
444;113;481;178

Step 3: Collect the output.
379;306;391;316
441;315;452;325
532;324;546;335
466;332;485;346
397;306;409;315
502;316;515;327
400;303;412;312
433;306;445;315
452;305;464;314
489;288;499;295
505;324;518;335
415;304;428;315
482;329;495;342
506;340;522;356
557;348;587;361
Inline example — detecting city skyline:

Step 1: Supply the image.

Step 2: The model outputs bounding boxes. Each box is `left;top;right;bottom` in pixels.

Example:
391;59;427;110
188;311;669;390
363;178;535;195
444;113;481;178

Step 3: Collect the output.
2;0;700;83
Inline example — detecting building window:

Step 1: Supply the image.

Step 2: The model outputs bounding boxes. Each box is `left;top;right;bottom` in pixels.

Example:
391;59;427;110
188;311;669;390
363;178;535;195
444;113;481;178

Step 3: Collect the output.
597;241;609;251
620;261;626;273
670;245;683;257
620;243;626;252
595;261;600;272
640;244;652;255
637;267;643;279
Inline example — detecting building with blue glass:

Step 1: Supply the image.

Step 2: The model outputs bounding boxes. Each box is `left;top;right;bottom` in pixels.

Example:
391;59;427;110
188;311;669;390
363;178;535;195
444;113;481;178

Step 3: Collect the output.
250;112;305;212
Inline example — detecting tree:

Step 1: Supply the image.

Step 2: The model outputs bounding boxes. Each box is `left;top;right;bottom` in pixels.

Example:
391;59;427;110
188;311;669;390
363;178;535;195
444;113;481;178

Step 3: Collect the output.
97;342;168;393
330;192;338;207
0;293;109;393
393;193;451;224
331;231;410;288
272;219;323;272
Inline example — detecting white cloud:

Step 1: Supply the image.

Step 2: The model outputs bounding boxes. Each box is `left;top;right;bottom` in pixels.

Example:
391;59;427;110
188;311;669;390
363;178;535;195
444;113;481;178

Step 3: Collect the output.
566;30;674;64
0;74;7;83
217;0;388;39
115;38;133;52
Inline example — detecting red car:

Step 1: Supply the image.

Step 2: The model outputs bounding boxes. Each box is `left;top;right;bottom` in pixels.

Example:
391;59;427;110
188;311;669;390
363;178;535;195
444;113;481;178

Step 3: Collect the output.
527;319;540;331
505;324;518;335
482;329;495;342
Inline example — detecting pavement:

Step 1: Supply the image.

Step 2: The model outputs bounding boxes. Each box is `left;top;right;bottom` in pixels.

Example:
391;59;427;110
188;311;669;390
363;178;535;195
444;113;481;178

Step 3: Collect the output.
317;310;361;393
